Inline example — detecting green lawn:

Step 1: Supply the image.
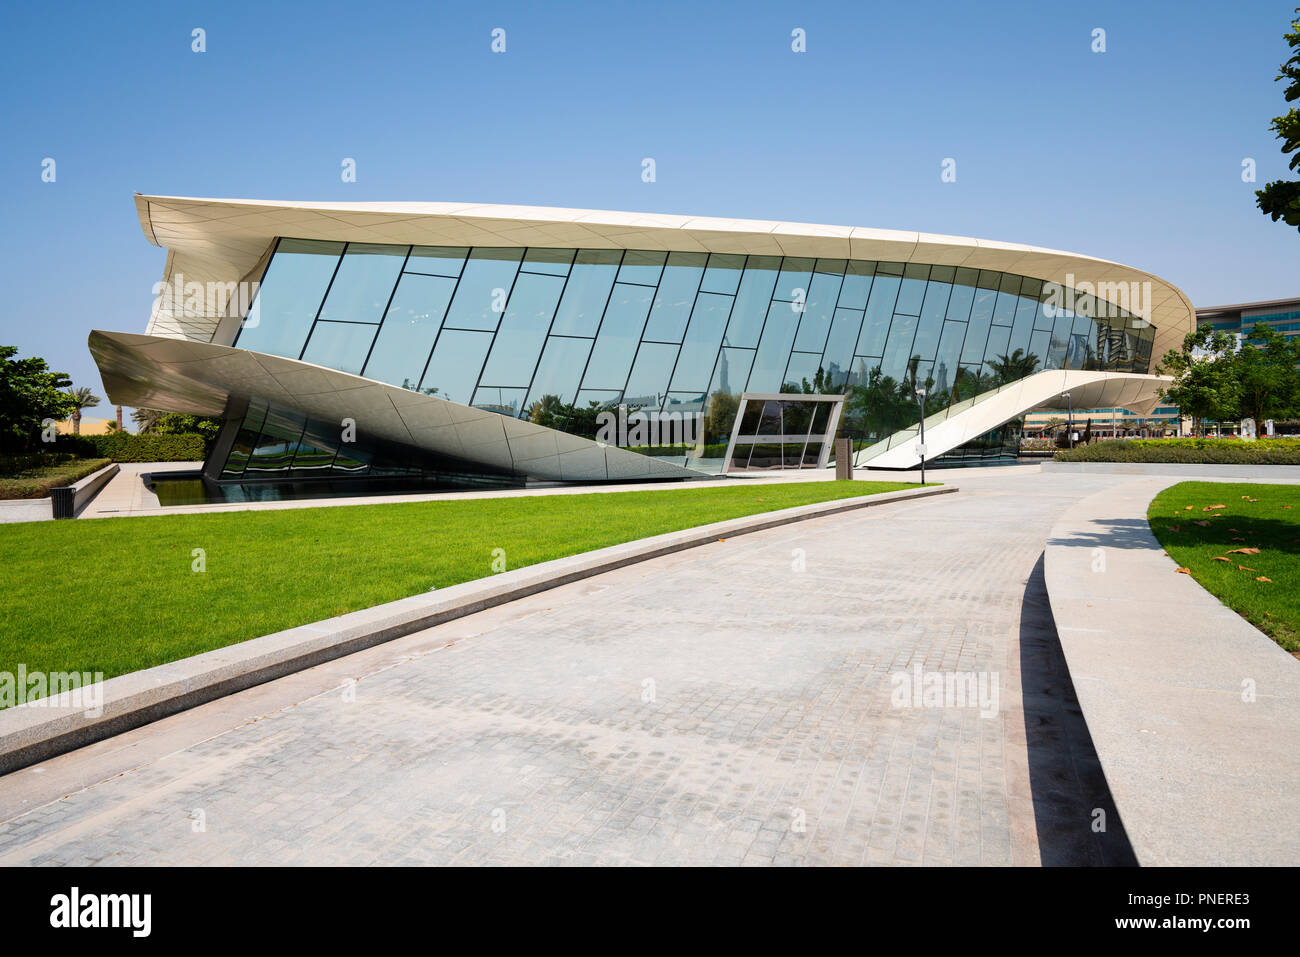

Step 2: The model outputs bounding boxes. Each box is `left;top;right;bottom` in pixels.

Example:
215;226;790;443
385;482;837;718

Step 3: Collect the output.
1148;482;1300;653
0;480;921;682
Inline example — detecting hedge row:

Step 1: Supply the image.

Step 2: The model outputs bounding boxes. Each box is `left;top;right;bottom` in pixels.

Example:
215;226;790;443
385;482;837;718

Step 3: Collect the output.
0;456;112;499
1054;438;1300;464
51;432;207;462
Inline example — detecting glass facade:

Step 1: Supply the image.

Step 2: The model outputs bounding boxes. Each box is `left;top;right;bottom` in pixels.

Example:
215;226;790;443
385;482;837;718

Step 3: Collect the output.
234;238;1156;473
216;397;513;484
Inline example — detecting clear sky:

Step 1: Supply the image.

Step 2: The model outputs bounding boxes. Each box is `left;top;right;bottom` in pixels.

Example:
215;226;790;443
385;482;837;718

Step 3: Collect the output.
1;0;1296;422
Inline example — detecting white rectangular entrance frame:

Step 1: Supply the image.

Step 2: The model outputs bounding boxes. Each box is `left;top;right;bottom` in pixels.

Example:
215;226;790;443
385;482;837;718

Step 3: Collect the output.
722;392;847;474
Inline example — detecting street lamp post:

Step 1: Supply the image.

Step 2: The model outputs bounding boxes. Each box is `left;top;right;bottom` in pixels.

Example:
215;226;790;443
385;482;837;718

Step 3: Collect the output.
915;387;927;484
1063;391;1074;450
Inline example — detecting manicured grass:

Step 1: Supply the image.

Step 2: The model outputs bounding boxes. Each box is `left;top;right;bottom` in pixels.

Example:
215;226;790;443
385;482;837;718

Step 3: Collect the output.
0;480;923;682
1057;437;1300;464
0;455;111;499
1148;482;1300;653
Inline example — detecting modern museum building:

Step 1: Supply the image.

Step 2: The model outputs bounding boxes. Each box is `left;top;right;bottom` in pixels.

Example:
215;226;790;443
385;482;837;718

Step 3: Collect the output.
89;196;1196;491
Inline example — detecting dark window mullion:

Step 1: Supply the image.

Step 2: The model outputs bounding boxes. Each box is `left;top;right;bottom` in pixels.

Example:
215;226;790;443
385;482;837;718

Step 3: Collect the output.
297;241;350;361
358;245;414;379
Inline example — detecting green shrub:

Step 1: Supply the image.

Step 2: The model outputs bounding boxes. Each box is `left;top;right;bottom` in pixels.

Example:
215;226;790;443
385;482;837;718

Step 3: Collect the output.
50;432;207;462
1055;438;1300;464
0;456;112;499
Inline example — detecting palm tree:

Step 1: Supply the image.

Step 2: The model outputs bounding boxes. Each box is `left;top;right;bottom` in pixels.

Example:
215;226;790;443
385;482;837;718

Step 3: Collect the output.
986;349;1041;386
131;408;163;434
67;386;101;435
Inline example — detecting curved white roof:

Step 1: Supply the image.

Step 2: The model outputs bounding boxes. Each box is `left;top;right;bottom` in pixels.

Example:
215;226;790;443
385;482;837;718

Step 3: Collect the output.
134;194;1196;359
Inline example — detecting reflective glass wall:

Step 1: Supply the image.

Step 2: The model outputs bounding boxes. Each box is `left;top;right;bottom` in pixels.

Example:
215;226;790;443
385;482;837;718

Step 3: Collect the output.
235;239;1156;472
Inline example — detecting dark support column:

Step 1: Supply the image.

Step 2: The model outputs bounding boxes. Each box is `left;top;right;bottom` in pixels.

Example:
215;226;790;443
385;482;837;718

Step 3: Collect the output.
202;395;249;481
834;437;853;480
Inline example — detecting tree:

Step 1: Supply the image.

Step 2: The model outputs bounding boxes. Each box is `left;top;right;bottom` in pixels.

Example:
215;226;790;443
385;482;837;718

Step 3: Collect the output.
1231;322;1300;425
0;346;78;453
1155;326;1240;435
66;386;101;435
986;349;1041;385
132;408;222;441
1256;8;1300;232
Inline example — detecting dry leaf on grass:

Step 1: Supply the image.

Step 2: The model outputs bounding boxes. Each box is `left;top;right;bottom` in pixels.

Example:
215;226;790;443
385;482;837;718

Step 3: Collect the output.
1238;565;1256;571
1193;520;1211;527
1256;576;1273;583
1175;567;1191;574
1211;556;1230;562
1227;547;1261;555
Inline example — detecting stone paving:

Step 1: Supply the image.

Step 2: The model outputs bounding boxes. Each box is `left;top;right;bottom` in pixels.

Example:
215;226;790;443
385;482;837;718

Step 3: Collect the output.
0;470;1136;865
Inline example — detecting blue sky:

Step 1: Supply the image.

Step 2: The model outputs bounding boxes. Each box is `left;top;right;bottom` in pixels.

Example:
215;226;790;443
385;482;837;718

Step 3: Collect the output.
1;0;1296;420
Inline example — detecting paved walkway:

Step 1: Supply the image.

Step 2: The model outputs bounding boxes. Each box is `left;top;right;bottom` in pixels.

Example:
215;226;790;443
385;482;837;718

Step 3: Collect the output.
1047;477;1300;866
0;469;1141;866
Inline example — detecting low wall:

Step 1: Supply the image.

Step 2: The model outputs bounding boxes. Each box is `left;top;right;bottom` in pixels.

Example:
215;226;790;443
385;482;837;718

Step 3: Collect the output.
49;462;119;519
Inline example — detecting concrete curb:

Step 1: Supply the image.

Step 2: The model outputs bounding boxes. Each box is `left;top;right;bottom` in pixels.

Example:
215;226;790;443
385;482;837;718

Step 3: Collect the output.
51;462;119;519
1042;460;1300;479
0;463;120;525
1043;478;1300;866
0;483;955;776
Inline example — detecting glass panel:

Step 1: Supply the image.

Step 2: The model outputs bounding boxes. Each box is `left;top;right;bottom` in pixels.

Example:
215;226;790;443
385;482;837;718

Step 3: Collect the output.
1029;328;1052;371
421;328;493;403
700;253;745;295
526;335;594;410
245;406;306;475
792;269;844;353
708;347;754;402
479;272;566;386
331;444;371;474
772;257;815;303
236;239;342;358
991;273;1021;325
931;321;968;400
959;277;999;364
363;272;456;389
441;248;524;330
575;390;622;417
583;283;654;389
220;402;268;478
983;325;1013;380
723;256;780;347
1008;293;1040;363
643;252;706;342
911;278;951;363
300;321;378;375
858;267;901;354
472;386;528;418
783;352;824;392
292;417;342;475
669;292;734;392
837;260;875;311
880;314;919;382
406;245;467;278
617;249;667;286
623;342;680;411
520;247;575;276
894;263;930;315
946;268;978;322
748;300;800;392
550;249;621;336
822;308;866;387
316;243;407;324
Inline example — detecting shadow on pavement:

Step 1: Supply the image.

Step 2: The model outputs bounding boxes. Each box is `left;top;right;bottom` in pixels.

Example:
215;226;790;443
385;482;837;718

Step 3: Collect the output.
1019;553;1138;866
